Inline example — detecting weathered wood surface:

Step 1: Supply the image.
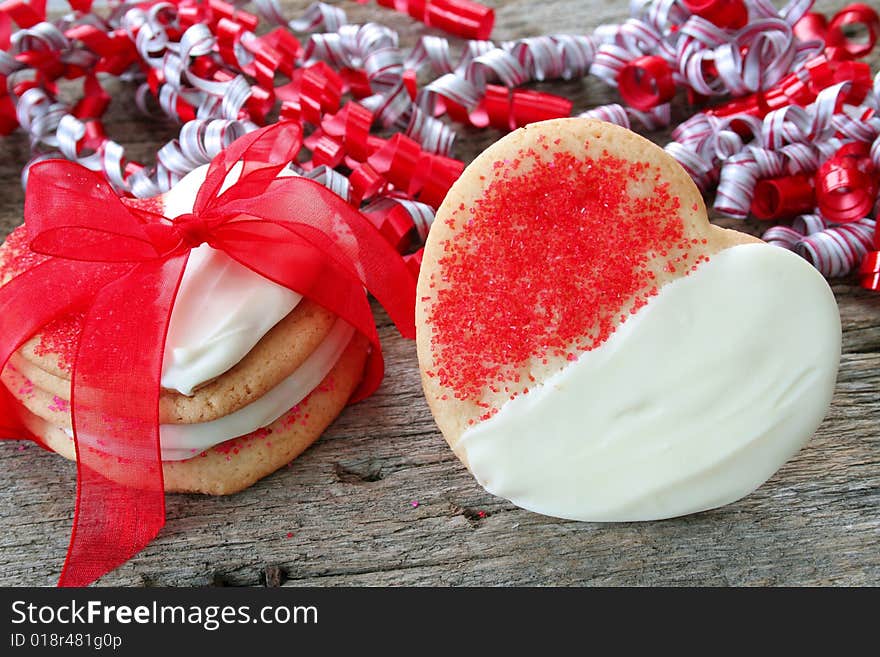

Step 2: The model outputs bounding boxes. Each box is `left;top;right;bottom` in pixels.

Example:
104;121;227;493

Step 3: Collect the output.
0;0;878;587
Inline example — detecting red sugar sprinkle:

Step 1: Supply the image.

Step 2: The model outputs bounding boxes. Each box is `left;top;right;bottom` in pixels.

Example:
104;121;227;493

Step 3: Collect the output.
49;395;70;413
0;229;85;372
0;227;48;283
427;147;688;407
122;195;164;216
33;314;85;373
17;377;34;397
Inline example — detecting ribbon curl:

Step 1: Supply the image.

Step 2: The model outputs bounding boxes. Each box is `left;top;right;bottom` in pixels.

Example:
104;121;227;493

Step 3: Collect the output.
0;121;416;586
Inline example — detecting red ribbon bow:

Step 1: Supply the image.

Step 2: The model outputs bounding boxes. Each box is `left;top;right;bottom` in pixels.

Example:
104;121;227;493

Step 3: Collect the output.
0;121;416;586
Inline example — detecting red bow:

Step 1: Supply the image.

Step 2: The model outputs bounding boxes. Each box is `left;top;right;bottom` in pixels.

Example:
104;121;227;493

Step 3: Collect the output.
0;121;416;586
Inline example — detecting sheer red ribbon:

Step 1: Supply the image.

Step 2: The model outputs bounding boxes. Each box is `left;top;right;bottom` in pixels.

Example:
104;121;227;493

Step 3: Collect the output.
0;121;416;586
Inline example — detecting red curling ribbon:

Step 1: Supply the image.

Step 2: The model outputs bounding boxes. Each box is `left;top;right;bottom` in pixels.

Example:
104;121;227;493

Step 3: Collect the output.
751;174;816;220
682;0;747;30
16;47;66;80
826;3;879;60
244;85;274;124
377;0;493;39
834;140;871;161
479;85;508;129
176;0;203;30
472;85;573;131
860;251;880;290
0;0;46;30
349;162;386;204
405;0;427;21
279;99;303;123
804;57;873;105
816;155;877;224
368;133;423;190
376;0;427;20
340;68;373;99
300;93;323;126
404;248;424;278
254;28;302;77
77;119;105;153
411;153;464;208
301;62;344;118
361;136;465;210
444;97;473;125
0;122;416;586
64;25;136;63
147;68;163;97
278;63;344;125
708;56;873;120
175;96;197;123
362;203;415;252
0;73;17;135
793;12;828;43
190;55;222;82
71;75;110;120
510;88;573;128
204;0;259;32
215;17;248;69
246;45;284;90
321;103;373;161
779;76;813;105
424;0;494;40
617;56;676;112
403;69;418;100
309;133;345;168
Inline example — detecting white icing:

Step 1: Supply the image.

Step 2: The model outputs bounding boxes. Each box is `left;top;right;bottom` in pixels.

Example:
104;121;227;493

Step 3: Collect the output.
160;164;303;395
457;244;841;521
67;318;356;460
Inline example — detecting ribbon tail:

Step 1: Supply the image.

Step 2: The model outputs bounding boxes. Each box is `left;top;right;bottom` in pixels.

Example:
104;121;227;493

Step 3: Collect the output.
59;254;186;587
0;384;35;440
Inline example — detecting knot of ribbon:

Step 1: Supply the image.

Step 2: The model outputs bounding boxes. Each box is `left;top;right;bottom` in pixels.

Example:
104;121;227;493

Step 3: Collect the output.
0;121;417;586
172;213;213;250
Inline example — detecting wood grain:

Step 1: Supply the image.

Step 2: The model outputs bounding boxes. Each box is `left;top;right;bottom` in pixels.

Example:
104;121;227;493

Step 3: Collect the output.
0;0;877;587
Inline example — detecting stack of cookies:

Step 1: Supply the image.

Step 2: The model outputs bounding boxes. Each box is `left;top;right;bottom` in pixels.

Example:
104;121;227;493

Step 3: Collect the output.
0;164;369;495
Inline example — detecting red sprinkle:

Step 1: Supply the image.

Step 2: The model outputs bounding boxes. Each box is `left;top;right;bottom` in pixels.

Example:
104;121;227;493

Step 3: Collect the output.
33;314;84;373
0;227;47;282
2;226;85;372
427;143;688;411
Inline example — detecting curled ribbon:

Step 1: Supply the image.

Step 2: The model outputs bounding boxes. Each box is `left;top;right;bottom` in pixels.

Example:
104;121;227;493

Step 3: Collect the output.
0;121;416;586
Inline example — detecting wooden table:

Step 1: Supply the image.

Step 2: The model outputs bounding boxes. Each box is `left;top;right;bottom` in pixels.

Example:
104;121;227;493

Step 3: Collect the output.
1;0;877;587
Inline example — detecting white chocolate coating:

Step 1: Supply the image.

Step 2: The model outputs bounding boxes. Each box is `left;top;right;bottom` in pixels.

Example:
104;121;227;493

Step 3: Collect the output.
457;244;841;521
160;164;302;395
67;318;356;460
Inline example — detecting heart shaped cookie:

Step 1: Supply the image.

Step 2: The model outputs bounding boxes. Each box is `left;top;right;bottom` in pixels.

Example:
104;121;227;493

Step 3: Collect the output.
416;118;841;521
